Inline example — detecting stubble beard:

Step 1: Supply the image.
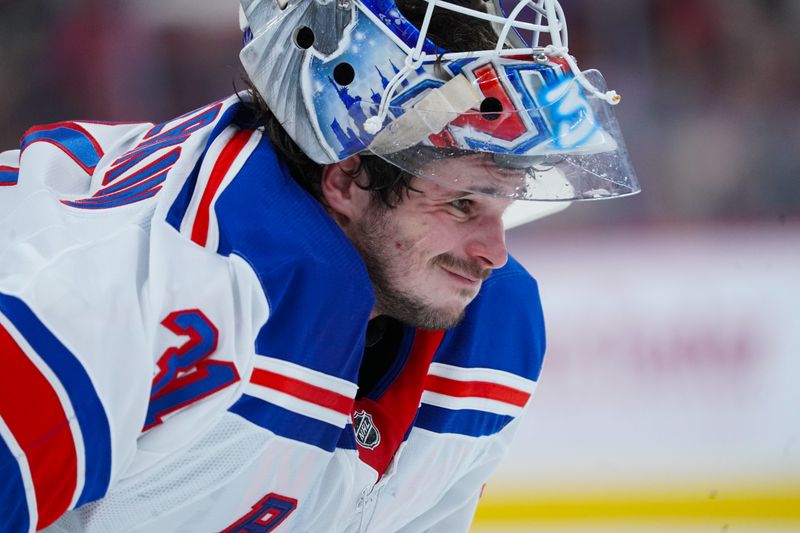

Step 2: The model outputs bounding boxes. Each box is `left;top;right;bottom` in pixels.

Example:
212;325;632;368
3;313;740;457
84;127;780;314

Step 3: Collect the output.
352;204;476;330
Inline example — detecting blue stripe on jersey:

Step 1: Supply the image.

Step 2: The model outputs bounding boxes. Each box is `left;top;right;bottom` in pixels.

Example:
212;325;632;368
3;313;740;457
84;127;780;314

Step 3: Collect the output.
64;179;163;209
66;188;162;210
229;394;344;453
337;424;357;450
0;293;112;507
0;167;19;186
415;404;513;437
21;125;101;172
165;103;246;232
0;434;30;533
97;149;179;196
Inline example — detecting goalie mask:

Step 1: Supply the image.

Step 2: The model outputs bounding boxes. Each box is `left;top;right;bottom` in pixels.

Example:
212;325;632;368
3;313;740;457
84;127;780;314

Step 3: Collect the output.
239;0;640;207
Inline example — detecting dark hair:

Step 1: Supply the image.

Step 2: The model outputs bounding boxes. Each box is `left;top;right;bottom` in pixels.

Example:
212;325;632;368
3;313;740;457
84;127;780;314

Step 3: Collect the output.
241;0;498;208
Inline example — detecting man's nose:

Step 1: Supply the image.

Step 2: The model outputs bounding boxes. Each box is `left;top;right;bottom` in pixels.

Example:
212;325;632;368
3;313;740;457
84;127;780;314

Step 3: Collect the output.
465;215;508;270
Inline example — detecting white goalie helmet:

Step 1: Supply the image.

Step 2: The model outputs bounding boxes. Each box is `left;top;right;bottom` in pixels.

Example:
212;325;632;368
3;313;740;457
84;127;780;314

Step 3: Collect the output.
239;0;640;222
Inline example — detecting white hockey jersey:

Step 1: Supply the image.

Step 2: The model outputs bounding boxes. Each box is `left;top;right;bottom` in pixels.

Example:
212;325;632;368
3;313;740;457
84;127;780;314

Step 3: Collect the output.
0;95;546;533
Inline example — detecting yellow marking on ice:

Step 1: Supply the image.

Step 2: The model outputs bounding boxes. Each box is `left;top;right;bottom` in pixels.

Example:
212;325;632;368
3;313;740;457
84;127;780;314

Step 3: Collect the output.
473;484;800;524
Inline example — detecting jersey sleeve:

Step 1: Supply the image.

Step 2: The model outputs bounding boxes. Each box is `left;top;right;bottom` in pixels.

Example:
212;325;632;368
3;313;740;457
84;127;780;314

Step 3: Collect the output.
0;286;153;533
0;125;156;531
0;112;220;531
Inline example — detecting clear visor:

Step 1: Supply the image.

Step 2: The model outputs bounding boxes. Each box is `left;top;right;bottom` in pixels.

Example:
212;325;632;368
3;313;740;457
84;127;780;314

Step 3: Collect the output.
356;69;639;201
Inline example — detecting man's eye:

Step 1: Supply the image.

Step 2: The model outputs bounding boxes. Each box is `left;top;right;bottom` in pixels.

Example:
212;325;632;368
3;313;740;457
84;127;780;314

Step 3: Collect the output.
448;199;472;214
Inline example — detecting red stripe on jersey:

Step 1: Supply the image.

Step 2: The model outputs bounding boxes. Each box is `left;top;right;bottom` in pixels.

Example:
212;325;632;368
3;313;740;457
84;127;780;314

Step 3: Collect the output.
250;368;353;416
191;129;253;246
425;374;531;407
0;323;78;530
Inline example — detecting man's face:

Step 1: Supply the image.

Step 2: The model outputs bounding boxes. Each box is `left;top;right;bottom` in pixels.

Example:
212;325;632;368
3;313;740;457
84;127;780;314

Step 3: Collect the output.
347;174;511;330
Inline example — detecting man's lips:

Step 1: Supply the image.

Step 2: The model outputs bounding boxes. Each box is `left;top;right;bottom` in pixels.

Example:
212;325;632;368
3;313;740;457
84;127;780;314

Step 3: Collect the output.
432;254;492;283
441;266;480;284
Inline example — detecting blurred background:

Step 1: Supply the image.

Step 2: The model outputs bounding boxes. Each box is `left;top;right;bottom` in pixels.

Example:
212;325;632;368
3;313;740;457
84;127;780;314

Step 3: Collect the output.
1;0;798;531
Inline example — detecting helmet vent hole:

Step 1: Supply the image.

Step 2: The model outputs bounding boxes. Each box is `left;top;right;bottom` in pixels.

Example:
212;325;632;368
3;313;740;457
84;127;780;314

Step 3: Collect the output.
333;63;356;86
480;97;503;120
294;26;315;49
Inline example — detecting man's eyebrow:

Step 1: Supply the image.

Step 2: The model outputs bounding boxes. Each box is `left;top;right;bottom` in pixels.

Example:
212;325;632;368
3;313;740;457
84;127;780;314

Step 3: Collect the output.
432;191;472;201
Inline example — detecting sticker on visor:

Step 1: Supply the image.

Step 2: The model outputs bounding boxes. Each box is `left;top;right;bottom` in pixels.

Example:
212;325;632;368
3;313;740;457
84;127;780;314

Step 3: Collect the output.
357;69;639;201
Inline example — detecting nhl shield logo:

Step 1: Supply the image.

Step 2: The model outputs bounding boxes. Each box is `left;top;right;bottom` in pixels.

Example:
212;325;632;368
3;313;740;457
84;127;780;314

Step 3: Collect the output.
353;410;381;450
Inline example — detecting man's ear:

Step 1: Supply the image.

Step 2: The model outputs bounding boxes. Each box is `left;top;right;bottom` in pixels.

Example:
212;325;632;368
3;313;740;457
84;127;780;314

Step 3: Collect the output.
321;155;370;225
